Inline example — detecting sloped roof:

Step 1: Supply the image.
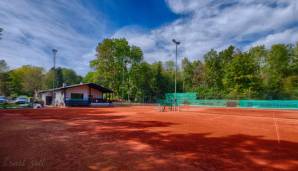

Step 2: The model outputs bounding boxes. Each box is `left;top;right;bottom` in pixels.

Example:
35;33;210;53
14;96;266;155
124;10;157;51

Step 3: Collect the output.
38;83;113;93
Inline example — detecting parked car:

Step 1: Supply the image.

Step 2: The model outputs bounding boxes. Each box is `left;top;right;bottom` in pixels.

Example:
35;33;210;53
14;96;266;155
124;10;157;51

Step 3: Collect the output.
15;96;30;104
32;99;43;109
33;103;42;109
0;96;7;104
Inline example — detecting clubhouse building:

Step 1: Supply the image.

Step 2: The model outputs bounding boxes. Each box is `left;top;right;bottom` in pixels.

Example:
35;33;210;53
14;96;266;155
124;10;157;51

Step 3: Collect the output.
38;83;113;107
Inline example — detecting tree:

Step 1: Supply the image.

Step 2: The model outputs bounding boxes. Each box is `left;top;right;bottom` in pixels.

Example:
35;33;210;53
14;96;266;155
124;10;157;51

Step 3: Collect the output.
86;40;298;101
55;67;64;87
220;45;236;91
219;45;235;66
191;60;204;89
248;46;267;68
90;39;125;97
7;70;22;97
182;58;204;91
280;43;298;99
283;76;298;99
289;43;298;74
10;65;44;96
44;68;63;89
223;52;262;99
130;45;143;64
164;60;175;73
0;60;10;96
204;49;222;89
151;62;166;99
61;68;82;85
83;72;96;83
129;62;154;102
90;38;143;98
43;67;81;89
264;44;290;99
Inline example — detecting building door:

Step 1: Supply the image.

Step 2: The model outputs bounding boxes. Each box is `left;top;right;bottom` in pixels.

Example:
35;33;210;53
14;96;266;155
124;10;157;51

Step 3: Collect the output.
46;96;52;105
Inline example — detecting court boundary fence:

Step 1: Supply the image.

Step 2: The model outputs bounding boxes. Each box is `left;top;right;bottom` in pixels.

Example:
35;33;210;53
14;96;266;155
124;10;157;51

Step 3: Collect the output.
158;93;298;110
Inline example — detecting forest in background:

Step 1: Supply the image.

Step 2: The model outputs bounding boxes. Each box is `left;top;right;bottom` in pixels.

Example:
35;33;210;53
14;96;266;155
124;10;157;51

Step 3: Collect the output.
0;63;82;98
1;37;298;102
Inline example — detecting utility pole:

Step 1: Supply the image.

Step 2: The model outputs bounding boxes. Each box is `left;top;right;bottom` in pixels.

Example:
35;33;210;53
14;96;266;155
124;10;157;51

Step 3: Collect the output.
172;39;180;109
52;49;58;105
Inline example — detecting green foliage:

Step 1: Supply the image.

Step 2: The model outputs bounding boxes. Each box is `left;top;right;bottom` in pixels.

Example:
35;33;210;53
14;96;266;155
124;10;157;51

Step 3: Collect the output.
151;62;168;99
10;65;44;96
90;38;145;99
204;49;223;89
7;70;22;97
182;58;204;91
0;60;9;96
55;67;64;88
223;53;262;99
289;43;298;73
90;38;130;97
61;68;82;85
87;38;298;101
283;76;298;99
2;37;298;102
219;45;235;66
83;72;96;83
129;62;154;102
0;60;82;97
263;44;290;99
44;67;82;89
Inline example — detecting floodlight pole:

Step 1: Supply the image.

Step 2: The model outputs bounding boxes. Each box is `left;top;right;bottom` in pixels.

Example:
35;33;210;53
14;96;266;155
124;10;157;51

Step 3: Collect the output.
172;39;180;109
52;49;58;105
122;58;124;102
122;58;127;102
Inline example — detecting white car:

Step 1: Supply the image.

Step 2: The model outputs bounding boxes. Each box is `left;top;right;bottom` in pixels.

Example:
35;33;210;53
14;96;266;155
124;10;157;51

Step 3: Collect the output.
33;103;42;109
15;96;30;104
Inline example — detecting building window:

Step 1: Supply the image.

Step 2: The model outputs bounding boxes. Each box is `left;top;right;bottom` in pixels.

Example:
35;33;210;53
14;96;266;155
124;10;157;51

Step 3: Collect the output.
71;93;84;100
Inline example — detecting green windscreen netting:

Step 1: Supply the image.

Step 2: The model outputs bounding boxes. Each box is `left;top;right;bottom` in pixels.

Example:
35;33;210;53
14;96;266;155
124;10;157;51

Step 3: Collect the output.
160;93;238;107
158;92;298;109
165;93;197;106
191;100;238;107
239;100;298;109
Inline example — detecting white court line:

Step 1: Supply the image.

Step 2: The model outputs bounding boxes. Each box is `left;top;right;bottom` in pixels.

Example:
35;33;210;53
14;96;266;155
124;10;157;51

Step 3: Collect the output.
273;112;280;144
208;116;224;121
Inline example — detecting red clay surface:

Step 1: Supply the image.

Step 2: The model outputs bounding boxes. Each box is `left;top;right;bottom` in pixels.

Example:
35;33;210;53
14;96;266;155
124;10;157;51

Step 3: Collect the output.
1;106;298;171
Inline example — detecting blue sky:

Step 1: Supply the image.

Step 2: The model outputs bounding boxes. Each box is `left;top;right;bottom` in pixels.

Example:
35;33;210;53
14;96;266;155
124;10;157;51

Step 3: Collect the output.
0;0;298;75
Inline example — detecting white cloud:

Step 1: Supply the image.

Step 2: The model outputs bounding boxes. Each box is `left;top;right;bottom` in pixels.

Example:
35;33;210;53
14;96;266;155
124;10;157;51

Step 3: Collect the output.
165;0;208;14
249;28;298;48
113;0;298;63
1;0;297;75
0;0;109;75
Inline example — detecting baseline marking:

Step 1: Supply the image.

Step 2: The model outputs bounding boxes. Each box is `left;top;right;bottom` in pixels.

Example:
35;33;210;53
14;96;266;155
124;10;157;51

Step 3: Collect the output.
273;112;280;144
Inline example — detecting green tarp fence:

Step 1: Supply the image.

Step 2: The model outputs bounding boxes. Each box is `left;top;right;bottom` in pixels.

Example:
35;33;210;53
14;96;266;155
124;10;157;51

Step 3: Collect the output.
158;93;298;109
190;100;238;107
164;93;197;106
239;100;298;109
161;93;238;107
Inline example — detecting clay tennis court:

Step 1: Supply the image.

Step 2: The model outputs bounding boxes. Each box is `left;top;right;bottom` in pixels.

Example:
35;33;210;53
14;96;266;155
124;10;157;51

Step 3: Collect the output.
1;106;298;171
